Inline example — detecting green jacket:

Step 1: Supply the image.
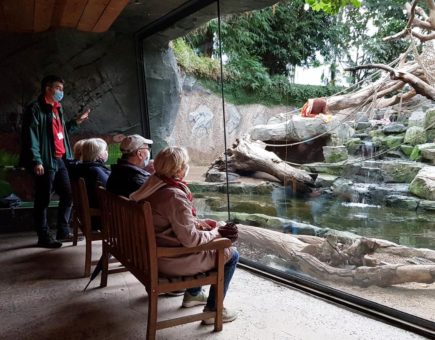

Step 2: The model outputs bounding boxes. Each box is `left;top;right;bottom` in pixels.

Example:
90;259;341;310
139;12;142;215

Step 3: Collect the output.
19;95;78;171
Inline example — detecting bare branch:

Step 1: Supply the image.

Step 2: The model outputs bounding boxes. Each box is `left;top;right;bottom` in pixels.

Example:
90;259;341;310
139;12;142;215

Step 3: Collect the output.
377;89;417;108
426;0;435;10
345;63;435;100
383;0;418;41
410;29;435;41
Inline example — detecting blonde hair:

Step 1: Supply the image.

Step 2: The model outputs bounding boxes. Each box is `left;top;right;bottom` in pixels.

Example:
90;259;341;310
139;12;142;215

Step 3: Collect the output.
73;139;86;160
81;138;108;162
154;146;189;178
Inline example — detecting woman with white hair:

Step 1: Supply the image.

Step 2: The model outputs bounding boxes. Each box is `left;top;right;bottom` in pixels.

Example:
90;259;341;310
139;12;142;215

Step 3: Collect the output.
130;146;238;325
70;138;110;230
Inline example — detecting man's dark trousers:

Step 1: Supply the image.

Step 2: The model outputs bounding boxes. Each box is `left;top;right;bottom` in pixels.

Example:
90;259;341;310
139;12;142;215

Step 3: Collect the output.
34;158;72;238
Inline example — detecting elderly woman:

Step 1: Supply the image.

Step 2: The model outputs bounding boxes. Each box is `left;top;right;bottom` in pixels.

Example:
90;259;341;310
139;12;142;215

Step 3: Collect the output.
73;139;87;161
70;138;110;230
130;146;238;325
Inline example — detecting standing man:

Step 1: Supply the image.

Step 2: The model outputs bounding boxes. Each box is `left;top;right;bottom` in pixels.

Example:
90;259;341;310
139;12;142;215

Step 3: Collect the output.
20;75;90;248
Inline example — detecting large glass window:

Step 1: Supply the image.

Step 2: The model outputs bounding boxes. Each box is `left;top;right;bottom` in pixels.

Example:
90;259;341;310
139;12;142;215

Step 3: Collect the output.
141;0;435;327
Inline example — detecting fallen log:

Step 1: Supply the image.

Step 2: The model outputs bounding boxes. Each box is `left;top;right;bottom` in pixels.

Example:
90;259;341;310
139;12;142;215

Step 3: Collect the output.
208;137;315;193
238;224;435;287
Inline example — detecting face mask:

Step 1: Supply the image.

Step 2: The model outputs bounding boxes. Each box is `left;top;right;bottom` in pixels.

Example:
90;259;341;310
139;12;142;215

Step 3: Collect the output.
53;90;64;102
143;155;150;168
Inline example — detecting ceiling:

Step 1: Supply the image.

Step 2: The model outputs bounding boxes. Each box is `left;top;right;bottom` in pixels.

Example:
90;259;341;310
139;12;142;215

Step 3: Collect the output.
0;0;129;33
0;0;279;36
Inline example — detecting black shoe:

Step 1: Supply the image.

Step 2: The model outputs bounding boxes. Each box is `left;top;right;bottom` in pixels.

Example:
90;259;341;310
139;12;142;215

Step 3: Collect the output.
37;235;62;248
56;233;84;243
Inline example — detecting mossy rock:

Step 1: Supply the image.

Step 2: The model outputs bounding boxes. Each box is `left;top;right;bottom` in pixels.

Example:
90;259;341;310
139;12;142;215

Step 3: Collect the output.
384;135;404;149
425;108;435;129
404;126;427;146
369;129;384;138
345;138;362;155
409;167;435;200
400;144;414;157
410;146;422;161
427;129;435;143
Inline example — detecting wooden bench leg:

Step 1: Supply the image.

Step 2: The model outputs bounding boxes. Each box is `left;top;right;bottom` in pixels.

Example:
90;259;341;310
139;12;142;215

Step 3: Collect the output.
147;289;158;340
72;214;78;246
84;237;92;277
100;246;109;287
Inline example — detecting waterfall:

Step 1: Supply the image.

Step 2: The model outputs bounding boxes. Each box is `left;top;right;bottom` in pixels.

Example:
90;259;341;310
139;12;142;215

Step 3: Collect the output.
362;140;374;160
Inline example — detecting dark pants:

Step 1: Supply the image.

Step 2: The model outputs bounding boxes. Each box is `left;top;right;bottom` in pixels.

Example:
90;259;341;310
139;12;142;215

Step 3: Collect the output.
34;158;72;238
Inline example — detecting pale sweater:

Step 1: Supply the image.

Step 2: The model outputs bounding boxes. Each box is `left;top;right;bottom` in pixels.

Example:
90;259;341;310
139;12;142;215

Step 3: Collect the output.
129;175;233;276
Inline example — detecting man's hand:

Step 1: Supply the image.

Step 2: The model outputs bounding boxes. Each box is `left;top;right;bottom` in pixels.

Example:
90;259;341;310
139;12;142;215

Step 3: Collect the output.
34;164;44;176
76;108;90;124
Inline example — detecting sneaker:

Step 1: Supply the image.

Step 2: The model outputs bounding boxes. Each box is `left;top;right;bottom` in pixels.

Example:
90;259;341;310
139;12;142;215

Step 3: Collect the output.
37;235;62;248
202;307;238;325
182;290;208;308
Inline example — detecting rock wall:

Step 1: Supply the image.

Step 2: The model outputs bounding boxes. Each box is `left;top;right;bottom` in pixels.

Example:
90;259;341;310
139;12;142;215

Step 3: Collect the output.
0;29;142;155
167;76;292;165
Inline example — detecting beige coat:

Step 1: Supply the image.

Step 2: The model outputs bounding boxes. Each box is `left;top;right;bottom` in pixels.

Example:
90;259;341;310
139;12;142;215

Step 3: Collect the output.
130;175;234;277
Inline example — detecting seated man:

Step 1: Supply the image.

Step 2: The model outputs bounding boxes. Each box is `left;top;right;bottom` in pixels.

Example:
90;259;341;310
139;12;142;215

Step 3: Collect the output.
106;134;153;197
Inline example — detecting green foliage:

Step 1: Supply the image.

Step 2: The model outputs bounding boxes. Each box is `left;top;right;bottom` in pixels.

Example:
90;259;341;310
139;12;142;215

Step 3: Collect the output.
187;0;340;76
175;36;342;106
200;76;342;107
306;0;361;14
0;150;19;167
107;143;121;165
328;0;408;83
171;39;224;80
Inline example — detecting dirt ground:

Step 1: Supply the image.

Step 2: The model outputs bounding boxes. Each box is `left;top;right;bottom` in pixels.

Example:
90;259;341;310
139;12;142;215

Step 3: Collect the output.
186;165;435;322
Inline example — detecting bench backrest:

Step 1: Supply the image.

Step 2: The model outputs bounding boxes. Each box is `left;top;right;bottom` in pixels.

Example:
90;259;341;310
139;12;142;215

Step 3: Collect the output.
97;187;157;288
71;177;92;234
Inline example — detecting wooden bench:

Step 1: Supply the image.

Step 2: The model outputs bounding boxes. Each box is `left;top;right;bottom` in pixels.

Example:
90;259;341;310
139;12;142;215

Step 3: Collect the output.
97;187;231;340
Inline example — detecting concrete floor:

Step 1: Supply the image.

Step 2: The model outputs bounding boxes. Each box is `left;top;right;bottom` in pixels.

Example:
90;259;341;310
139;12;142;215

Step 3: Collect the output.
0;232;425;340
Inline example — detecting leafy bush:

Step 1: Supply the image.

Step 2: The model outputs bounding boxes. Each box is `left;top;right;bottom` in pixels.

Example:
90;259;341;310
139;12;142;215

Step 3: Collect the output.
171;39;227;80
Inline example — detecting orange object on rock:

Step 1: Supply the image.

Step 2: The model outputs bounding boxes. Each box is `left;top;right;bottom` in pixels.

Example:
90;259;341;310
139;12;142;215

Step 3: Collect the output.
301;98;328;117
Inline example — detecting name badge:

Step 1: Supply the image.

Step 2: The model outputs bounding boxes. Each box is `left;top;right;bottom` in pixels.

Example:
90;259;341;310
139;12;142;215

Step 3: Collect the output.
57;132;64;140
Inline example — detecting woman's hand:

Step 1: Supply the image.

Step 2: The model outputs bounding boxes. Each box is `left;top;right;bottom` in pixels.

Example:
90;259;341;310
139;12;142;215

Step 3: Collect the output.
194;219;216;231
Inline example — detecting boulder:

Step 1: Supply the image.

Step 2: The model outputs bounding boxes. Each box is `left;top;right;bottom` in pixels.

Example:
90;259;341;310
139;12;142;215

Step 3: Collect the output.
404;126;427;146
421;148;435;164
383;123;407;134
345;138;362;155
408;110;426;128
409;166;435;200
322;145;348;163
425;108;435;129
385;195;419;210
364;160;424;183
427;129;435;143
410;143;435;161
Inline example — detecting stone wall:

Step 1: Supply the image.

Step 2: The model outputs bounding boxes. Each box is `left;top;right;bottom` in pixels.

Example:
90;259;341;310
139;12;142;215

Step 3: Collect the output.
0;29;142;156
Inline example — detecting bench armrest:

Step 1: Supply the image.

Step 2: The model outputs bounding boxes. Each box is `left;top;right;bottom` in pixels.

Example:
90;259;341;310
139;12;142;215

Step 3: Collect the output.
157;238;232;258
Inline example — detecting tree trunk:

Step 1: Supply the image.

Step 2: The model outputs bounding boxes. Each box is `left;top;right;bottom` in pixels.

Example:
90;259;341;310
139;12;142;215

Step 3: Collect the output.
238;224;435;287
209;137;315;192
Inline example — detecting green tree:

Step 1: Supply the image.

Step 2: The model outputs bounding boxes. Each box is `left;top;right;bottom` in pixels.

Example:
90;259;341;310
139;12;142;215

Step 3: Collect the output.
327;0;407;84
187;0;340;76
